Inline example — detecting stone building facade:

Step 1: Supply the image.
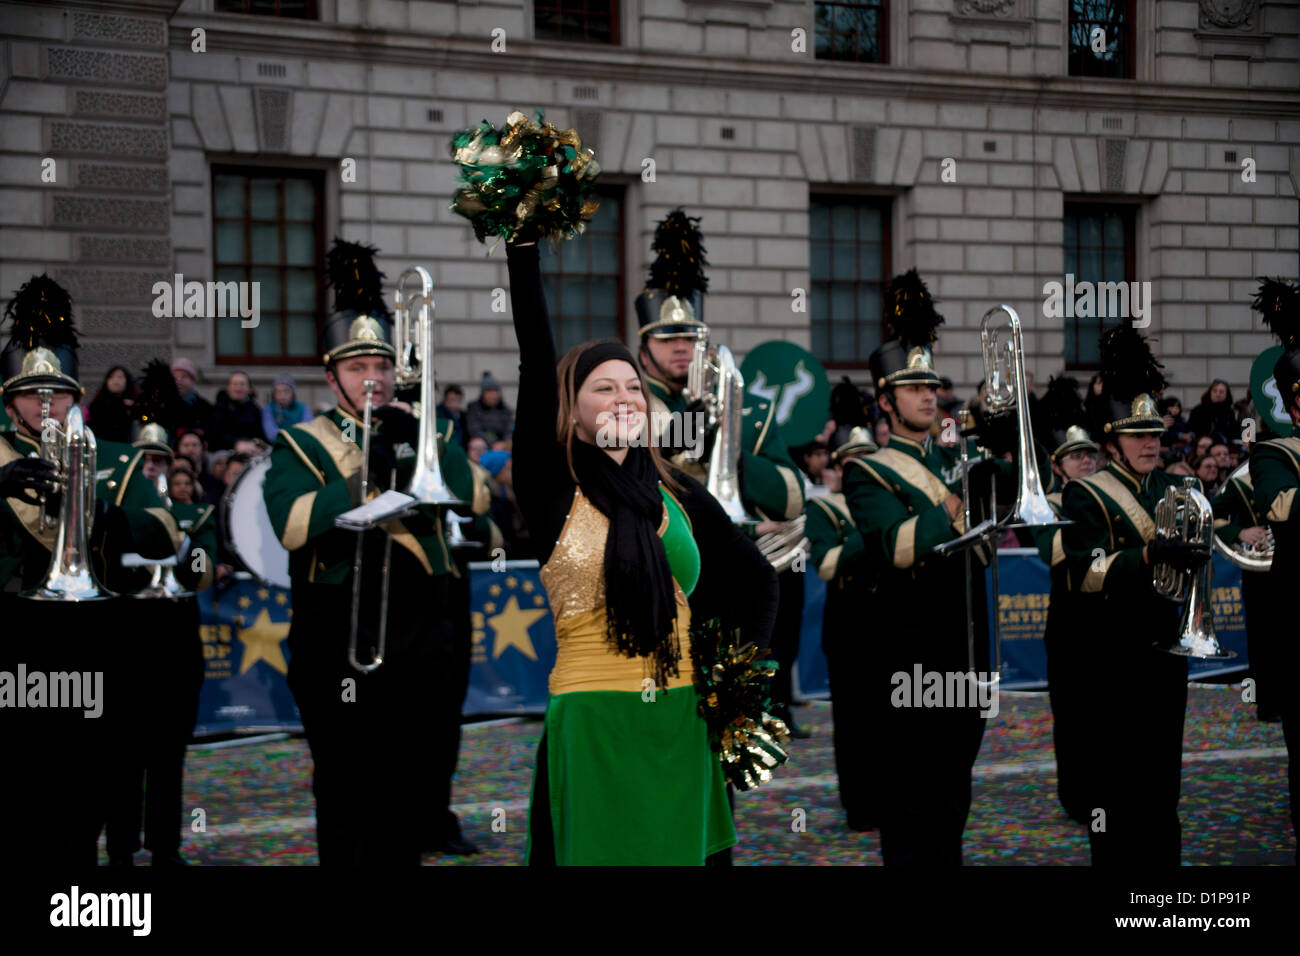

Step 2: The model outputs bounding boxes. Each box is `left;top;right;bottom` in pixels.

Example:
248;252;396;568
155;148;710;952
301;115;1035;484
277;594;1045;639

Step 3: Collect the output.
1;0;1298;414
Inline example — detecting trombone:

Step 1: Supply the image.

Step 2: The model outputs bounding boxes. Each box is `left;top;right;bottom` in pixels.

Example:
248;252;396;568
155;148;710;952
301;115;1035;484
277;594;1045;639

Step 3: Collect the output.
934;305;1068;684
340;267;470;674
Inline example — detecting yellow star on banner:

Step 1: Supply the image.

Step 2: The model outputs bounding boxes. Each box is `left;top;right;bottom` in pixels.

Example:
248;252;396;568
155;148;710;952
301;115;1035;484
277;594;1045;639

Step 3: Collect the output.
532;594;544;607
489;583;502;597
275;592;288;606
505;575;517;589
237;607;290;675
521;580;534;593
257;588;270;601
237;595;251;609
488;595;545;661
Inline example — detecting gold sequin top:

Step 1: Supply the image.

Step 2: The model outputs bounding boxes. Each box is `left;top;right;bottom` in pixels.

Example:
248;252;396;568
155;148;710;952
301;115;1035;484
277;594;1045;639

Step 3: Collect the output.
539;487;693;694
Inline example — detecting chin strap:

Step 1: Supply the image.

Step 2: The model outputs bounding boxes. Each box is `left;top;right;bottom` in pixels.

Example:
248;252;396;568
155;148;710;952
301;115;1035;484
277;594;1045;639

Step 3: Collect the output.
640;346;686;390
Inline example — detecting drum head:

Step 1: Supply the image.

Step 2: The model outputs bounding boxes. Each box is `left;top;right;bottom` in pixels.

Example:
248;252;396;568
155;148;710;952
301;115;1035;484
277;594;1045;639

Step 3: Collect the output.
223;456;291;589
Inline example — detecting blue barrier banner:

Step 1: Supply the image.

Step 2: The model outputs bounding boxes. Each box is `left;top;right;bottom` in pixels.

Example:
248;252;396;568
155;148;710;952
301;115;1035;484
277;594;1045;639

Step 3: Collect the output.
194;553;1251;732
982;550;1249;688
195;576;299;735
465;561;557;714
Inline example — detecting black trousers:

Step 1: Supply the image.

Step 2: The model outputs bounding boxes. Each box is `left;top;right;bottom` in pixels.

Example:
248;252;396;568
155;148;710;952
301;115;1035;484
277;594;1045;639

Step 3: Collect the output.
287;570;457;866
1043;594;1096;824
102;598;204;861
768;568;805;723
0;596;116;867
822;578;877;827
1087;644;1188;866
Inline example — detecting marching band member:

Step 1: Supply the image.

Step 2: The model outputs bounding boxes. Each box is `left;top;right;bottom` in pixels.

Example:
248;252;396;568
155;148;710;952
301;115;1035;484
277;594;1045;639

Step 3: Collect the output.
1060;324;1209;866
261;240;489;865
504;217;778;865
806;426;878;830
100;360;215;866
0;275;179;866
842;270;1013;866
1032;379;1101;825
635;209;805;732
1249;277;1300;861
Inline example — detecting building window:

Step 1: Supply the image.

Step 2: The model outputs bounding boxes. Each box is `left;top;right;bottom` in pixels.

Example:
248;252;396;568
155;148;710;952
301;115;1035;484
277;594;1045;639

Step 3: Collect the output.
534;0;619;45
212;166;325;366
1062;203;1136;368
541;187;624;353
809;196;891;368
1068;0;1135;79
814;1;887;63
216;0;318;17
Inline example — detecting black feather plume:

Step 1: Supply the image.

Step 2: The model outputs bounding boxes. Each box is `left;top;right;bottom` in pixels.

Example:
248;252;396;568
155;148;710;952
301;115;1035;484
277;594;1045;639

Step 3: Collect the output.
326;238;391;319
884;268;943;348
1099;324;1166;401
1034;375;1087;447
830;376;870;427
4;274;78;352
135;359;180;432
647;208;709;299
1251;276;1300;351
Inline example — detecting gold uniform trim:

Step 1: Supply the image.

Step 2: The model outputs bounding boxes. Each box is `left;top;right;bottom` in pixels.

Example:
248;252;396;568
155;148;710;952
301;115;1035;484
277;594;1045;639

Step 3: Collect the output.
1050;529;1065;568
775;464;804;520
869;447;951;507
1081;551;1118;593
115;449;144;507
0;434;56;551
752;401;775;455
1267;487;1296;524
279;427;327;486
282;491;316;550
893;515;919;569
817;544;843;581
145;507;183;551
469;460;492;516
1079;471;1156;543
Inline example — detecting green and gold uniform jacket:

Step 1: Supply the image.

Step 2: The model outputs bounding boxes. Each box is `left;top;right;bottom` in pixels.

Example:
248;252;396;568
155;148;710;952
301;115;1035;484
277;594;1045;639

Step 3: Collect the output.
1250;426;1300;581
1212;472;1264;550
114;496;218;595
843;434;1003;572
0;429;181;590
1031;492;1068;571
805;491;868;587
646;374;804;521
1060;460;1197;602
261;407;490;585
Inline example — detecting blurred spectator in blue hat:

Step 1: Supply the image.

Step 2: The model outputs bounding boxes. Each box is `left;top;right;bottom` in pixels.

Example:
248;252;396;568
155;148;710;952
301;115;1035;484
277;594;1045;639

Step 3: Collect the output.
262;373;313;442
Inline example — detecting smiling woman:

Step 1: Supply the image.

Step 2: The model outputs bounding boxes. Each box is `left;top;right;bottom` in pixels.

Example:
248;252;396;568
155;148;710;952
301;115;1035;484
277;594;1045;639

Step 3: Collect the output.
504;239;779;866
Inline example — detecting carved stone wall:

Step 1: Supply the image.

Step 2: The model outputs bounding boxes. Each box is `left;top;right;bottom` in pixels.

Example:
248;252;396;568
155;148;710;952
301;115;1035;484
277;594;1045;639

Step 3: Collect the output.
1;2;176;383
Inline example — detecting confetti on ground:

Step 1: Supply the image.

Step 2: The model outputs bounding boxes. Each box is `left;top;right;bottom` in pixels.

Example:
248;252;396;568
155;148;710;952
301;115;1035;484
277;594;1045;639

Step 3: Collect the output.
99;684;1292;865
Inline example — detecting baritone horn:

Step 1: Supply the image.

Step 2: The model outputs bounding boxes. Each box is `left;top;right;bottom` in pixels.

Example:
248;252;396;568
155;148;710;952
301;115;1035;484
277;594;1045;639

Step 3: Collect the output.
23;392;116;602
1153;477;1234;660
1212;462;1274;571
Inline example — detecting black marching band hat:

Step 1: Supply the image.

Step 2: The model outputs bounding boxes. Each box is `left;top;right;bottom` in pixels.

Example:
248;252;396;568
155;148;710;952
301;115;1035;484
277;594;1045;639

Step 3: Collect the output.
868;268;945;391
1098;323;1167;434
1039;375;1099;462
832;425;878;464
131;359;179;458
635;208;709;340
321;238;396;365
0;274;83;398
1253;276;1300;404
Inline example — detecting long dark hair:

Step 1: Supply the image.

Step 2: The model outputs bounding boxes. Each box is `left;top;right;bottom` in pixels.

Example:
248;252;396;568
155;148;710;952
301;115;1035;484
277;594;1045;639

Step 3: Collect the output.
1199;378;1233;406
554;339;684;496
91;365;134;404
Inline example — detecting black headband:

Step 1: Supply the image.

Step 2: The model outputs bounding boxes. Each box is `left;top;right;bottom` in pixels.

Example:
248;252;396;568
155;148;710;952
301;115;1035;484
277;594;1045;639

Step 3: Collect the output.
574;342;638;391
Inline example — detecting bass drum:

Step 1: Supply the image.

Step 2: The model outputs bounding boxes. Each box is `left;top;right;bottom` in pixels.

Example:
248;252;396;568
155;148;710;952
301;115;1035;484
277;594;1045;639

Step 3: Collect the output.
222;456;292;589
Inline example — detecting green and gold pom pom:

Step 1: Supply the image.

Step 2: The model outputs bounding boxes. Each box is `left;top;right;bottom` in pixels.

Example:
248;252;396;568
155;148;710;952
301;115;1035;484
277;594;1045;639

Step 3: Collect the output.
690;618;791;792
449;109;601;252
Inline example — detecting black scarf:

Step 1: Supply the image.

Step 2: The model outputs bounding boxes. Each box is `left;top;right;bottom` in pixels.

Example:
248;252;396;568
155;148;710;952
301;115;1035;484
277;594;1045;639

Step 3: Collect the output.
570;439;681;687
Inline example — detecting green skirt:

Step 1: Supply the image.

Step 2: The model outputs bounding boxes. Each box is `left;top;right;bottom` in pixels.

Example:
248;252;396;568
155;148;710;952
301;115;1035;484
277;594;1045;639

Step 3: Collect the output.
525;687;736;865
